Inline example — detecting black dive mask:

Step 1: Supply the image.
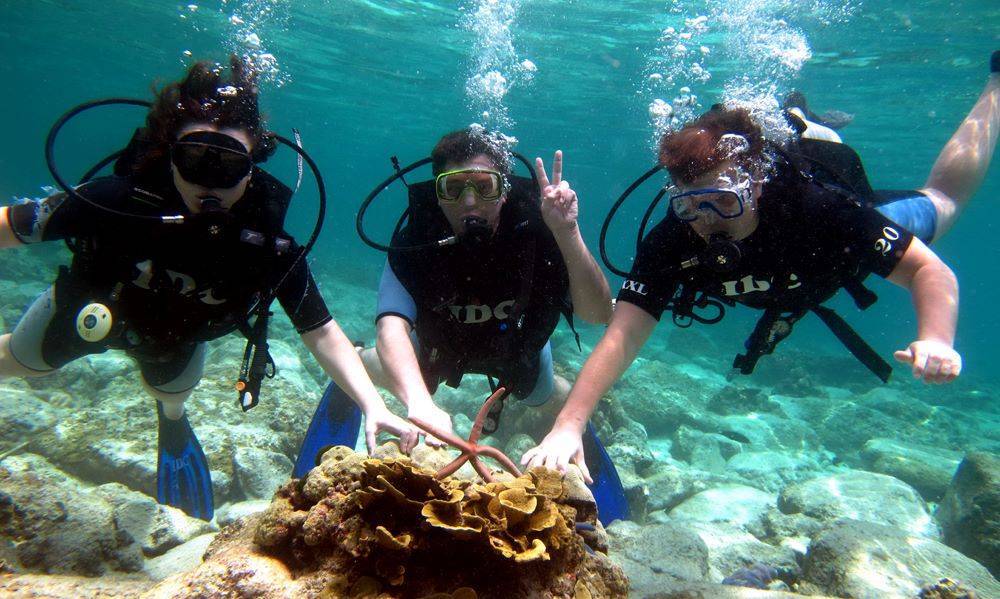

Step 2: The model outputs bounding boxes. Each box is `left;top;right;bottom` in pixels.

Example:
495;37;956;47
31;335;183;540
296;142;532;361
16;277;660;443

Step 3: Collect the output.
171;130;253;189
459;215;493;246
701;232;743;274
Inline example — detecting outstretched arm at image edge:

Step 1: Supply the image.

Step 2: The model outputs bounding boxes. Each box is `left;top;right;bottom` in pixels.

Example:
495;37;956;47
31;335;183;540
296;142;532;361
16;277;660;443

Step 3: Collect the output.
1;207;24;249
886;238;961;383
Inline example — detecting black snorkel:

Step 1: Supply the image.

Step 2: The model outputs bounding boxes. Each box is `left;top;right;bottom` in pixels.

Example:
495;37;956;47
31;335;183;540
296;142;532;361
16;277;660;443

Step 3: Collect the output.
46;97;329;412
356;152;538;253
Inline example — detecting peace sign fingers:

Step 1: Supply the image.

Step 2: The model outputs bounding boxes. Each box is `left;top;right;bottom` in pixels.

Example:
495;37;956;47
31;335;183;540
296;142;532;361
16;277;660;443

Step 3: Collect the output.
534;150;565;194
550;150;563;186
534;156;550;190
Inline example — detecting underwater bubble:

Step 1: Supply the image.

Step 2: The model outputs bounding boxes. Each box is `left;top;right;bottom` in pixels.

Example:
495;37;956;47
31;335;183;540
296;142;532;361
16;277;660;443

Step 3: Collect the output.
461;0;531;133
649;73;664;81
217;85;238;97
182;49;193;57
649;99;674;120
187;4;198;11
244;32;262;49
229;15;244;25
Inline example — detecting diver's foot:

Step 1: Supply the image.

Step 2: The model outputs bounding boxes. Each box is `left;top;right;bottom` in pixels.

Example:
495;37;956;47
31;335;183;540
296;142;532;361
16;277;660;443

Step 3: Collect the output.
156;403;215;520
991;50;1000;74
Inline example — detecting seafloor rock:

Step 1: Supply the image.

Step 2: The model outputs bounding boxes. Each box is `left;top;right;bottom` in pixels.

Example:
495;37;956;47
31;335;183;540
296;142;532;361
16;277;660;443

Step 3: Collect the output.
672;426;742;472
860;438;962;501
817;401;919;457
669;485;776;530
607;520;710;596
641;461;717;514
778;470;940;539
143;532;216;581
936;452;1000;578
613;358;721;436
800;519;1000;598
215;499;272;528
683;520;800;584
93;483;216;557
726;450;830;492
232;446;295;501
706;385;784;416
0;454;143;576
154;445;628;598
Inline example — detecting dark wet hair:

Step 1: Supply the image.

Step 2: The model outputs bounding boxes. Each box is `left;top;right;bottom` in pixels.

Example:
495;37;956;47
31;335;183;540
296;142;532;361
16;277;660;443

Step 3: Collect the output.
138;55;276;172
658;106;766;184
431;128;512;176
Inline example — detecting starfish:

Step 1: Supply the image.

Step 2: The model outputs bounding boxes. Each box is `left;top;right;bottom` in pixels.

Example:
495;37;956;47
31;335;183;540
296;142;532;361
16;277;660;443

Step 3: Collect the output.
408;387;523;483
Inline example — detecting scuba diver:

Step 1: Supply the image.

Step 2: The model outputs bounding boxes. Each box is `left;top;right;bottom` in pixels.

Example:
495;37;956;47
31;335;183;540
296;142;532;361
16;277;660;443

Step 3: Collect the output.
0;56;417;520
294;128;630;524
522;51;1000;479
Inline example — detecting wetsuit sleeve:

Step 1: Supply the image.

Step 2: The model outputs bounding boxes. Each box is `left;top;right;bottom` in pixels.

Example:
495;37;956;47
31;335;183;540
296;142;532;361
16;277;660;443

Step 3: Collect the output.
274;254;333;334
830;202;915;278
615;222;680;320
375;260;417;326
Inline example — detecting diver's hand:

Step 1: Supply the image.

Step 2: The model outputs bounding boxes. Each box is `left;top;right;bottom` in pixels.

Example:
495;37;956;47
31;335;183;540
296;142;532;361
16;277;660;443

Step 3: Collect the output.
406;399;453;448
520;426;592;484
893;339;962;384
535;150;579;234
364;406;421;455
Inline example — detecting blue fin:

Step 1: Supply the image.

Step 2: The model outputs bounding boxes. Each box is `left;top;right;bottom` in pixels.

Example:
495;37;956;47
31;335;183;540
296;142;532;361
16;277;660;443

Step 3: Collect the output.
584;421;630;526
292;381;362;478
156;403;214;521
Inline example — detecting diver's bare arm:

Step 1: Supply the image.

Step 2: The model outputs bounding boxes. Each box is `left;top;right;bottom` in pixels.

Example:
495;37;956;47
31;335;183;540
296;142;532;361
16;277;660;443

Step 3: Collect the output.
550;302;656;435
300;320;389;414
886;239;959;346
0;207;24;249
553;226;613;324
375;315;435;408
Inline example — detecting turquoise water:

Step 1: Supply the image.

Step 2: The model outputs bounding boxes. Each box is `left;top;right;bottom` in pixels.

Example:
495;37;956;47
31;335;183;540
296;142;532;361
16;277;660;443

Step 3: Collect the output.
0;0;998;594
2;0;997;373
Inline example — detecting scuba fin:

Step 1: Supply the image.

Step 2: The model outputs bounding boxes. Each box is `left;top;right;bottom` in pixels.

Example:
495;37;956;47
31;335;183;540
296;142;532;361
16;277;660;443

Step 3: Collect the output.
156;402;214;521
292;381;363;478
583;422;631;526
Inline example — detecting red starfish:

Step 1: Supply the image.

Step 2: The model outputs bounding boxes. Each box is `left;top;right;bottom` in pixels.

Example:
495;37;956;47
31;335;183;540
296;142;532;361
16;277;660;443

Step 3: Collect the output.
408;387;523;483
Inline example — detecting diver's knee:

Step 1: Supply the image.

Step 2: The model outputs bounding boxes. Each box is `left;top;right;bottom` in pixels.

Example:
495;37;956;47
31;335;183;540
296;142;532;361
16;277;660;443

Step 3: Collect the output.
0;333;55;378
143;383;192;419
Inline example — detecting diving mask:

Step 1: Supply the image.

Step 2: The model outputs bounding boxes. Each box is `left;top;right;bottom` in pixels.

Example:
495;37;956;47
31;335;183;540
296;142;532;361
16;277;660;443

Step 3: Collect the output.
171;130;253;189
435;168;506;203
669;175;752;222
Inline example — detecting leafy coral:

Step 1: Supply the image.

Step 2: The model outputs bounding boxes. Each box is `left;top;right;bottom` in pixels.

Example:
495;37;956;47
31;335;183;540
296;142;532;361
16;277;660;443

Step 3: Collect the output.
254;446;627;598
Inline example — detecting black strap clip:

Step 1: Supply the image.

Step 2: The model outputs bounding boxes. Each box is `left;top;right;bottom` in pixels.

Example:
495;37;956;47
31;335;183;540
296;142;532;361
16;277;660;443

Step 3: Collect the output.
236;306;276;411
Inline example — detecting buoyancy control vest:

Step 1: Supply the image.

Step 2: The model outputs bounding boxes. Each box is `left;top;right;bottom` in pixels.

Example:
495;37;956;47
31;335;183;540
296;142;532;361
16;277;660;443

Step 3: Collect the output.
387;175;578;394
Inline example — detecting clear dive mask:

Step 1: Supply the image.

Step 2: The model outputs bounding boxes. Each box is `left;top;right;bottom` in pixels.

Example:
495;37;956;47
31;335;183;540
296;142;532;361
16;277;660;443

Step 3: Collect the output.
435;168;506;203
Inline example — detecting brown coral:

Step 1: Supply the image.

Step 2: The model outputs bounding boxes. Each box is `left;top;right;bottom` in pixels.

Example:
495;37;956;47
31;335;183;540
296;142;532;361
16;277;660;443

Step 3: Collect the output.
253;447;628;598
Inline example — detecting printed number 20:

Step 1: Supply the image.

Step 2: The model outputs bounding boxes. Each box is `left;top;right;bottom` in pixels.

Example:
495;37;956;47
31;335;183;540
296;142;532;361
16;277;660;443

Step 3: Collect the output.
874;226;900;256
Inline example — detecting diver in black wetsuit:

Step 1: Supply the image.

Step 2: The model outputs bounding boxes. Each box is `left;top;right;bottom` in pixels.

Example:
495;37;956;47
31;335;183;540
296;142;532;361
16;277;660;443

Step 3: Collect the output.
0;57;416;520
523;52;1000;478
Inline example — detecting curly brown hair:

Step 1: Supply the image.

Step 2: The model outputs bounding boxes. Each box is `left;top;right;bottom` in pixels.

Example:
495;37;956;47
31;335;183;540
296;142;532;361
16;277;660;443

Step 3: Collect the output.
136;55;276;173
658;106;766;184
